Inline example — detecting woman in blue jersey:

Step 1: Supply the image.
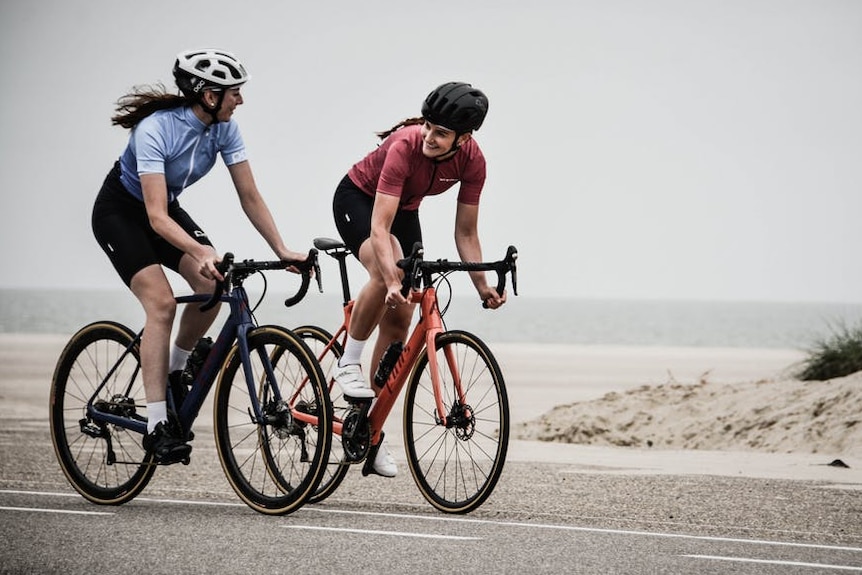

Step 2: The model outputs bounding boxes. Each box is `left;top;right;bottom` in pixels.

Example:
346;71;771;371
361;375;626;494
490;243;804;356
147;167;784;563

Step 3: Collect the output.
92;49;306;464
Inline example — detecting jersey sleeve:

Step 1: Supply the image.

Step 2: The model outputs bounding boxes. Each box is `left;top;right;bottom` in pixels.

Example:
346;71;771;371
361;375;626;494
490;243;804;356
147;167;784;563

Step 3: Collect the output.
219;120;247;166
456;146;486;205
376;139;412;197
132;116;168;175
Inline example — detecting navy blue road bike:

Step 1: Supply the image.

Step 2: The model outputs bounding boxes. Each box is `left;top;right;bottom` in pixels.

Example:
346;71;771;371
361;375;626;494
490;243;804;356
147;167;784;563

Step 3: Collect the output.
49;252;333;515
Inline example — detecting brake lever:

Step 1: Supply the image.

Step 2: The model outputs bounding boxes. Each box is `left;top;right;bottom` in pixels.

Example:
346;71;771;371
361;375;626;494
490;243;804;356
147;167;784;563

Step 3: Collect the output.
200;252;234;312
507;246;519;297
313;257;323;294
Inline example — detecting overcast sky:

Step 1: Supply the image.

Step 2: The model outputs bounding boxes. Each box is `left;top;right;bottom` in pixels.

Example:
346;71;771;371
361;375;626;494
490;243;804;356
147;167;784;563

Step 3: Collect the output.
1;0;860;303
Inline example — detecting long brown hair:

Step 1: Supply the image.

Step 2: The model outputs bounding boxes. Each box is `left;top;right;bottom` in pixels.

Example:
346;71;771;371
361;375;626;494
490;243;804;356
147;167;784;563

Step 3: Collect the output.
376;117;424;140
111;84;193;129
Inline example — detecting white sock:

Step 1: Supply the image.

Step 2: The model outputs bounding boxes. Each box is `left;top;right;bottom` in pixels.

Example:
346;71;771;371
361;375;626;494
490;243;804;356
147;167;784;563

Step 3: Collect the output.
338;335;366;367
169;343;192;373
147;401;168;433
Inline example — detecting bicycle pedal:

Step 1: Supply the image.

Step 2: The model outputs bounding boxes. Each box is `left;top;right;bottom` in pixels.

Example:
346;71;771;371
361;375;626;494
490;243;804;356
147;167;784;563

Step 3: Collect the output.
343;395;373;405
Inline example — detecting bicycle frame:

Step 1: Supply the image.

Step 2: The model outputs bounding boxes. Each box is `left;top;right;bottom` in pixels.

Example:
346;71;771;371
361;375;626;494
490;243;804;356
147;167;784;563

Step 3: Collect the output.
363;286;455;446
308;239;516;445
85;286;289;436
297;238;517;512
307;291;471;452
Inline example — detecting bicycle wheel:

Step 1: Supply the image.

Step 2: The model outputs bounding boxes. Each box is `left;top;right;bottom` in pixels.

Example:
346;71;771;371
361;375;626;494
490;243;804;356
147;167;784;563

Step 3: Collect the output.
49;321;156;505
213;325;332;515
293;325;350;504
403;330;509;513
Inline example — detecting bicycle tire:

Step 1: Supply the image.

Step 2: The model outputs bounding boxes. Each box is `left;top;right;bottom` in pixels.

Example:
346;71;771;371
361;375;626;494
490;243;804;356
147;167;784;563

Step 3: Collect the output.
49;321;156;505
292;324;350;504
403;330;509;513
213;325;332;515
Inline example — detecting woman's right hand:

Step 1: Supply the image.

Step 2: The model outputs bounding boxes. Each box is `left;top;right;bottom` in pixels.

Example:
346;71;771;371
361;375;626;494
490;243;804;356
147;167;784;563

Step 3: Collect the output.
195;248;223;282
385;281;409;308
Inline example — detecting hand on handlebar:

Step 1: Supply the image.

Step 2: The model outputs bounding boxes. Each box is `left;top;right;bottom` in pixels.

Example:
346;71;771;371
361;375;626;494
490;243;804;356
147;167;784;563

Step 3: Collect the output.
479;285;507;309
197;249;224;282
385;282;410;308
278;248;312;275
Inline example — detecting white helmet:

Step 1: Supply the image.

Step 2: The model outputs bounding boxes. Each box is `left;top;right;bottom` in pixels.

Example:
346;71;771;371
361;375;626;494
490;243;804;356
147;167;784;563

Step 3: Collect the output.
173;49;249;96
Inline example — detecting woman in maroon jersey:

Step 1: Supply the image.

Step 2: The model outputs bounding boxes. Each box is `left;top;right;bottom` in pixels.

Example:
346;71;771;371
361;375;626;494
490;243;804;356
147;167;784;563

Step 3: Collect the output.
329;82;506;477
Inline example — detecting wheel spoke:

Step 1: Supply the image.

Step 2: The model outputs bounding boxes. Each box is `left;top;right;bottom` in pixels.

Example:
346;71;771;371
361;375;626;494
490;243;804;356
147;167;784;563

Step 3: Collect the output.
404;331;508;513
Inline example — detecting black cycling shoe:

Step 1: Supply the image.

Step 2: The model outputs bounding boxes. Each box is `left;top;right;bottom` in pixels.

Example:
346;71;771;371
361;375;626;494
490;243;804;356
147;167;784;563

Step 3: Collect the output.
143;420;192;465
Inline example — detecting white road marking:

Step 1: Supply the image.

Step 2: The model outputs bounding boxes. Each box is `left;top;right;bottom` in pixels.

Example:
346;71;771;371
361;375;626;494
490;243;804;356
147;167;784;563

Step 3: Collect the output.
683;554;862;572
5;490;861;555
304;507;862;554
283;524;480;540
0;506;113;516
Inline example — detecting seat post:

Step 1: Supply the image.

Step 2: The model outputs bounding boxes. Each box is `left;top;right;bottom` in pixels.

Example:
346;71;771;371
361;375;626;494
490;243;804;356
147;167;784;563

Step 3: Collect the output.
334;251;351;305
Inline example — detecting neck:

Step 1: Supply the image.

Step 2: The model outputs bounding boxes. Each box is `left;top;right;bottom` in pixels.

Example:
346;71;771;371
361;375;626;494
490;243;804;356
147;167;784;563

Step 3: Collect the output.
434;149;458;162
191;104;215;126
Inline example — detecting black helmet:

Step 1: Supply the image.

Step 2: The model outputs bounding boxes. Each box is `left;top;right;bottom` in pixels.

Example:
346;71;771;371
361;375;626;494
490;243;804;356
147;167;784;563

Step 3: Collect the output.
421;82;489;133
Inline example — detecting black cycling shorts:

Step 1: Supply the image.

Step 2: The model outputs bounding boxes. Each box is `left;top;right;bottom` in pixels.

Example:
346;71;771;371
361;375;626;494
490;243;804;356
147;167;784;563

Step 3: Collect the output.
332;175;422;260
91;161;213;286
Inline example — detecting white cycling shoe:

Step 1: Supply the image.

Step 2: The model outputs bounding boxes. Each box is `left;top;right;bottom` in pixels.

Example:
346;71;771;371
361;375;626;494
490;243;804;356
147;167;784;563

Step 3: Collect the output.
332;363;375;399
371;440;398;478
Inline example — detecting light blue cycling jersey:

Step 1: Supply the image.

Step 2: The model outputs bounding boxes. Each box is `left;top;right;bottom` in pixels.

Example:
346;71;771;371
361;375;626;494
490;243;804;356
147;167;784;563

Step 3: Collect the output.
118;106;247;202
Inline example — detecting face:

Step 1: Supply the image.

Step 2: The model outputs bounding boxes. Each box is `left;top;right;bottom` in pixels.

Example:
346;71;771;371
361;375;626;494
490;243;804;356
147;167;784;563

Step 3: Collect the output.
204;87;244;122
420;121;469;159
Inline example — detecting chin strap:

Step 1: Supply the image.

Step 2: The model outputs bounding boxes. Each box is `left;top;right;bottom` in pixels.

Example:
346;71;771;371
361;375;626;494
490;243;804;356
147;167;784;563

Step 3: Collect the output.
438;135;463;160
205;90;227;124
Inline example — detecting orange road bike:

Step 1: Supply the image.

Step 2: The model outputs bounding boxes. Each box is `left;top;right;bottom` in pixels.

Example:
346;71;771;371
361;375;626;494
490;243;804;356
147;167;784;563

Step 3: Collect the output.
49;252;333;515
293;238;518;513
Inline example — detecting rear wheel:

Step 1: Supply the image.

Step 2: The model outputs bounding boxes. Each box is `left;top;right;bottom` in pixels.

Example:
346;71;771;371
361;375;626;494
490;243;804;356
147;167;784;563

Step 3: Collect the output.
49;321;155;505
403;330;509;513
292;325;351;504
213;325;332;515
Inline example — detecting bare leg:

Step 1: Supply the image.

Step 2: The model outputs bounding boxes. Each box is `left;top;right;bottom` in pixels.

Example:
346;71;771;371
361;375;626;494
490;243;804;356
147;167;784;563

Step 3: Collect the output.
173;251;220;351
348;235;414;392
129;265;177;405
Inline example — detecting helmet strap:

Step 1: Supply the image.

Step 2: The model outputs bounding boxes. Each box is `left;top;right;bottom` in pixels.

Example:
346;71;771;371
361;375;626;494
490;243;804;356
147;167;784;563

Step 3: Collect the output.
440;132;467;159
204;90;226;124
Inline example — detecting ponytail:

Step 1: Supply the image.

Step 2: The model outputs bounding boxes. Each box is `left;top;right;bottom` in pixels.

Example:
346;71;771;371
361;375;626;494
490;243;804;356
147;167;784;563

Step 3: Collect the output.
111;84;193;129
376;117;424;140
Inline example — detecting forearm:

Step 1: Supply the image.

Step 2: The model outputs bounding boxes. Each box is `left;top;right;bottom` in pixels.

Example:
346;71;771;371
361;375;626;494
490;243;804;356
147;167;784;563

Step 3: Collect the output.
455;231;489;291
141;174;209;260
229;161;292;258
150;213;210;258
371;227;401;287
240;193;290;256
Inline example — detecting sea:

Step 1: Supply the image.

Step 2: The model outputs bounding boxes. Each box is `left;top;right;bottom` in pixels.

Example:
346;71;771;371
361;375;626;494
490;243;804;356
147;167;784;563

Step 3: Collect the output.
3;287;862;351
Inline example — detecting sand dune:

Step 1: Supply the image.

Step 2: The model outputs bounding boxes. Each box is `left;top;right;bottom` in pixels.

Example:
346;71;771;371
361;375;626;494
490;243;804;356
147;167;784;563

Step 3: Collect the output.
514;371;862;458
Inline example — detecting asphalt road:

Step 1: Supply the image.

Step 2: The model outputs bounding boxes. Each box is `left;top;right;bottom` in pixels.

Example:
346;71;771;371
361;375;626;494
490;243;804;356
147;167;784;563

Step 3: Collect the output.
2;416;861;575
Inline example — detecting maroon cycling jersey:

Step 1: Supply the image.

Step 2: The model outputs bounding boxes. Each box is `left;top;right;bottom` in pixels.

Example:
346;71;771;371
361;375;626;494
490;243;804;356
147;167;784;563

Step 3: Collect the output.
347;124;485;211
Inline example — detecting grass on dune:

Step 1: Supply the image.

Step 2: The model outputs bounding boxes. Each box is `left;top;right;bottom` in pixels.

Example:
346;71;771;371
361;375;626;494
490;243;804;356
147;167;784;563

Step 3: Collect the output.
796;321;862;381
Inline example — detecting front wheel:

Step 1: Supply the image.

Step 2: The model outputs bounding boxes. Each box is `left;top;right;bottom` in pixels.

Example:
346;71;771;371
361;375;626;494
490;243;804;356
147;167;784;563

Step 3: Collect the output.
403;330;509;514
213;325;332;515
49;321;155;505
293;325;351;504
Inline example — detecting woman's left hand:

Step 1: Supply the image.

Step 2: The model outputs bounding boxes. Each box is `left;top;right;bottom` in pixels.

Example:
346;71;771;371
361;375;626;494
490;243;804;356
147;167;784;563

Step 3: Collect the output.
278;249;308;274
478;286;506;309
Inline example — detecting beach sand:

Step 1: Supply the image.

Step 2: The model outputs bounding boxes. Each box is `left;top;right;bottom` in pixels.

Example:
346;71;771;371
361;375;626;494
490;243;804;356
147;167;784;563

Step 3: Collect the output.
4;333;860;486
